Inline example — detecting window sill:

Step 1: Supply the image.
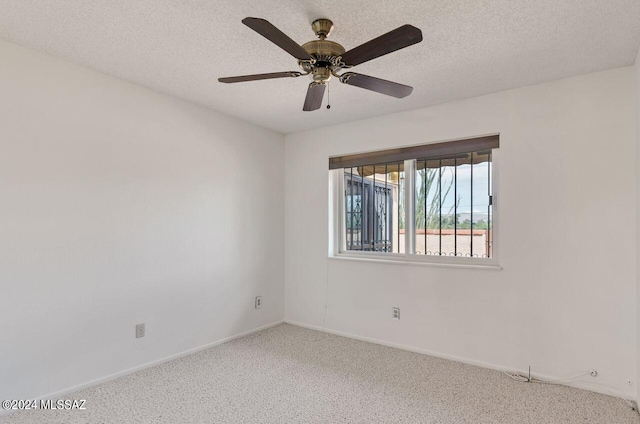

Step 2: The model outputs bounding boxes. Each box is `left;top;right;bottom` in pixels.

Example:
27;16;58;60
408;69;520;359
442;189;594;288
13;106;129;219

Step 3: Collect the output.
328;253;502;271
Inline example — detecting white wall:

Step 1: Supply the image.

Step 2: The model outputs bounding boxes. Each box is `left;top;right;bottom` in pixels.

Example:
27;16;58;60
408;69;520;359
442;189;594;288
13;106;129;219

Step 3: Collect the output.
0;40;285;401
285;67;637;397
1;36;636;405
635;46;640;404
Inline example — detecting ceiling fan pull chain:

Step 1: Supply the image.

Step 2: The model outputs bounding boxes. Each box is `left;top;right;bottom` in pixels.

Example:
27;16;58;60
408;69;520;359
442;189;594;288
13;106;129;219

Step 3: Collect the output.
327;82;331;109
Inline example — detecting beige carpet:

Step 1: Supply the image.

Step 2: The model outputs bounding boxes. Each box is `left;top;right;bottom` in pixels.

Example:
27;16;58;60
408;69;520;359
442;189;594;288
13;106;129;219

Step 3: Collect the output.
2;323;638;423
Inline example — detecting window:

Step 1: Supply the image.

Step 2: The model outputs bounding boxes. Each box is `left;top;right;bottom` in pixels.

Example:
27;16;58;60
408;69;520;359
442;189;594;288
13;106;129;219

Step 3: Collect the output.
329;135;499;265
344;163;404;253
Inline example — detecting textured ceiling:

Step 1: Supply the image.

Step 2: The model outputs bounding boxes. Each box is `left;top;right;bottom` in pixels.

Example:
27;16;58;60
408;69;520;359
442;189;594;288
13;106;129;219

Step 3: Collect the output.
1;0;639;134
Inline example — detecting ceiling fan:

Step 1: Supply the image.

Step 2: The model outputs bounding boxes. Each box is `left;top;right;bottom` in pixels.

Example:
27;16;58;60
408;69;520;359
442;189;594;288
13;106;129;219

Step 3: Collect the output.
218;18;423;111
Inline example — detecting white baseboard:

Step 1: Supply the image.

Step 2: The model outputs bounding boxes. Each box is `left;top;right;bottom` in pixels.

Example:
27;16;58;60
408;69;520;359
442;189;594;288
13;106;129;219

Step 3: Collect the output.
0;320;284;418
284;319;634;402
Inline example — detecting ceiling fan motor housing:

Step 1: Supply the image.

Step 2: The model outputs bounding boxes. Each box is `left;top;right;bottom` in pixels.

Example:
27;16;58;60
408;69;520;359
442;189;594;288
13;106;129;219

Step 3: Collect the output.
299;39;345;82
301;40;345;60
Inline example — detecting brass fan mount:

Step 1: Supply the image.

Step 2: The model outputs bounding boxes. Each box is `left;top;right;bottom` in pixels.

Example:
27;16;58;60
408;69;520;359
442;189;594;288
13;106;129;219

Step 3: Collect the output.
298;19;345;83
311;18;334;39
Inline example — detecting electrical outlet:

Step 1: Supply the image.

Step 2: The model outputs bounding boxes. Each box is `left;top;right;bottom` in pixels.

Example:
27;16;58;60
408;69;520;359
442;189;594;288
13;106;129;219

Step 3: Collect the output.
255;296;262;309
135;323;145;338
392;307;400;320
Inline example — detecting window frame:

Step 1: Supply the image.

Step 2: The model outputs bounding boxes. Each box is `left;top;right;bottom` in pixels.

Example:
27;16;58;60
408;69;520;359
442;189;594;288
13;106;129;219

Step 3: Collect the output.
328;138;501;270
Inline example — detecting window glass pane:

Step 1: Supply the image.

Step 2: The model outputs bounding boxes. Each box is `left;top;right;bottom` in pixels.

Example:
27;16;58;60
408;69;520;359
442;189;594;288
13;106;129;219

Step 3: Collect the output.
439;162;456;256
397;167;405;254
471;152;492;258
415;161;430;254
416;160;457;256
415;151;493;258
344;163;403;253
456;159;472;256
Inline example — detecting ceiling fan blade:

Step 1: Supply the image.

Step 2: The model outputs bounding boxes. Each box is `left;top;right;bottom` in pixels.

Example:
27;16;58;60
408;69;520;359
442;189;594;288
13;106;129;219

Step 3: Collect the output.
340;25;422;67
242;17;314;61
303;82;326;111
218;71;303;83
339;72;413;98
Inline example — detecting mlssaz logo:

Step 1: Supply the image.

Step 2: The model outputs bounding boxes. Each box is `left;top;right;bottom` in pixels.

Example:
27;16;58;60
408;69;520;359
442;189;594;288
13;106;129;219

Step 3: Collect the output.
40;399;87;410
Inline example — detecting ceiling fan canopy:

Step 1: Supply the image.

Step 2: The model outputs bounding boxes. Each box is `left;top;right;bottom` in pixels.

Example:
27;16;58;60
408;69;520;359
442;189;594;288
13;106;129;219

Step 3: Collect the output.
219;17;423;111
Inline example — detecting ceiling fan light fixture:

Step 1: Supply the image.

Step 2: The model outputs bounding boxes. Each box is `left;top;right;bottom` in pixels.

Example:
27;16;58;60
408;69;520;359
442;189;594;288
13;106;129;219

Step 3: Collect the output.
311;66;332;82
